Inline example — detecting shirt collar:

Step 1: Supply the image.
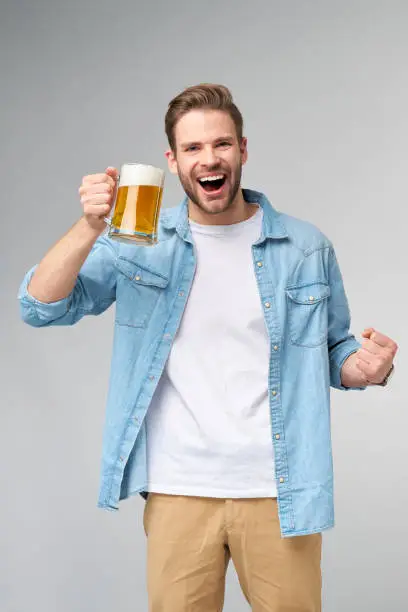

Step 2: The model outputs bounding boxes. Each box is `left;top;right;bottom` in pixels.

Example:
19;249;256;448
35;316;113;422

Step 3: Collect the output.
161;188;289;244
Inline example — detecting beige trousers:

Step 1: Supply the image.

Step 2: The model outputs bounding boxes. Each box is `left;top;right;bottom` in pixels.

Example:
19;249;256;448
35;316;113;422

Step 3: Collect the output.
143;494;322;612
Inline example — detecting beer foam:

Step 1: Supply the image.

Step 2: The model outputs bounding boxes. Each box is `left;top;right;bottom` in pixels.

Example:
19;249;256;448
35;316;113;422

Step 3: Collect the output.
119;164;164;187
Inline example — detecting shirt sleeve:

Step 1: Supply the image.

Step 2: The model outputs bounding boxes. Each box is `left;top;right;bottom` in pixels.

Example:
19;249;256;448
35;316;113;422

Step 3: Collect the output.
18;235;118;327
327;245;367;391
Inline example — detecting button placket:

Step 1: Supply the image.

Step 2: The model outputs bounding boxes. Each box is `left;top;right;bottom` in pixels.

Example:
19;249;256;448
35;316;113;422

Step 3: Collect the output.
252;245;290;505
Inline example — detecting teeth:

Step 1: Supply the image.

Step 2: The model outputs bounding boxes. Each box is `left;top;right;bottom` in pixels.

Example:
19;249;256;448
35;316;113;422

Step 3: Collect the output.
199;174;224;183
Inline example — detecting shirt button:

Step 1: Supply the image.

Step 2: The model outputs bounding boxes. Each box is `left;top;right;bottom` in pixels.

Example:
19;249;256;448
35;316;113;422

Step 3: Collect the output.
257;261;263;268
135;275;141;281
275;433;280;440
272;390;277;396
309;296;315;301
279;477;285;483
163;333;171;340
149;375;155;381
264;302;271;308
273;345;279;351
178;291;184;297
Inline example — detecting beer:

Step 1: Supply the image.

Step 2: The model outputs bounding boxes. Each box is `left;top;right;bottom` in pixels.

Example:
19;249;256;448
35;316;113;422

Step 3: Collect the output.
108;164;165;245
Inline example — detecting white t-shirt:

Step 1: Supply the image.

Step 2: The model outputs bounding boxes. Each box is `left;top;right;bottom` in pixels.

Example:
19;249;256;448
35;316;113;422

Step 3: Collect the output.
145;205;277;498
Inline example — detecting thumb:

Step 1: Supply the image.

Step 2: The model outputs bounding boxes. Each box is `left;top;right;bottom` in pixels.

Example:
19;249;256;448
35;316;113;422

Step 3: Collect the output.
362;327;375;338
105;166;119;181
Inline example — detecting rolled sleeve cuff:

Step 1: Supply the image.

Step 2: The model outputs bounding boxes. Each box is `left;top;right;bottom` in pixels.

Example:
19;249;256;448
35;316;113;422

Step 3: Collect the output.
329;336;367;391
18;266;72;325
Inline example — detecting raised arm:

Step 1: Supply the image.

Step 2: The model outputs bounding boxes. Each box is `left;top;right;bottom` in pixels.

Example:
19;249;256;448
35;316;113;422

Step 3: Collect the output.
19;167;119;327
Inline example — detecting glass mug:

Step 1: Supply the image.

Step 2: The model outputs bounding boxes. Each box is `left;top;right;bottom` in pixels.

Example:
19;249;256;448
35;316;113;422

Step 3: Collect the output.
105;163;165;246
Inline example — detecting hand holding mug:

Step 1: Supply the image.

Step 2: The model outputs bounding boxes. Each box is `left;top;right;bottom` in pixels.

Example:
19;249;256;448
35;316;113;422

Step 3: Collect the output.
78;167;119;233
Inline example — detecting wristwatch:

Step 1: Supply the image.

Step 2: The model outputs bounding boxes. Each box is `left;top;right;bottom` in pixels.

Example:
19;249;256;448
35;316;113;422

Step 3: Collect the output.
376;364;395;387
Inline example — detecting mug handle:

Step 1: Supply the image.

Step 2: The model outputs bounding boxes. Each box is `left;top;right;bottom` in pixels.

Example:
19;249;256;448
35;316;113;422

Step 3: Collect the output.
104;174;120;227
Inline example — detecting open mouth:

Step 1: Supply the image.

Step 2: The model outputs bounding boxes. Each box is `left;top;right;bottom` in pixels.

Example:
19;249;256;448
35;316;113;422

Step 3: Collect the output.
197;174;227;193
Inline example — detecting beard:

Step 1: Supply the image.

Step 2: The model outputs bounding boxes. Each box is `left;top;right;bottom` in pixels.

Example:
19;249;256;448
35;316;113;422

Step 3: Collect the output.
178;161;243;215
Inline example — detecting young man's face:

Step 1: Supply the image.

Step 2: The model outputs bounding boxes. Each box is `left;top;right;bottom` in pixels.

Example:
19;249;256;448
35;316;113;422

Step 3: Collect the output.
166;109;248;217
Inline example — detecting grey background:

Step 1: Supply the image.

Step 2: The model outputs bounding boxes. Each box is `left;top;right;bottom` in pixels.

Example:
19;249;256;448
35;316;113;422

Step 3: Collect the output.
1;0;406;610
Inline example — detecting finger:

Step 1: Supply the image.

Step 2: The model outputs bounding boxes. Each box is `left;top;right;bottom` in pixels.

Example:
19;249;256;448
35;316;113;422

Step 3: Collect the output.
357;350;391;385
83;173;116;189
83;173;109;184
81;193;112;207
356;348;372;364
355;359;370;383
79;183;112;197
105;166;119;182
362;327;375;338
83;203;112;216
361;338;385;356
370;330;397;351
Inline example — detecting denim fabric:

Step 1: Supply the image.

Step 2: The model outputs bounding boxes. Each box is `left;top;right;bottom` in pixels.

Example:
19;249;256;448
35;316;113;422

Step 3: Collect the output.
18;189;366;537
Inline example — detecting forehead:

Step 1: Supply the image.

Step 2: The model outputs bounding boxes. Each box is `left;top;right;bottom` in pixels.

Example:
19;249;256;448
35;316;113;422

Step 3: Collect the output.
174;109;236;145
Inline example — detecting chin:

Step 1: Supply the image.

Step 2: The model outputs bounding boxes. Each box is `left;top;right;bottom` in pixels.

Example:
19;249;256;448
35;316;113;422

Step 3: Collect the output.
196;191;231;211
201;200;230;215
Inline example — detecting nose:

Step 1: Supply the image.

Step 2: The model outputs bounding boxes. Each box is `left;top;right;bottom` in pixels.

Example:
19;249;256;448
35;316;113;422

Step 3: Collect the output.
200;145;219;168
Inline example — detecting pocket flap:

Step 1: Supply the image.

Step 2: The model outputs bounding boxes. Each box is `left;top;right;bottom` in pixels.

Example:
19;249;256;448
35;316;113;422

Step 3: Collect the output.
286;282;330;305
115;256;169;288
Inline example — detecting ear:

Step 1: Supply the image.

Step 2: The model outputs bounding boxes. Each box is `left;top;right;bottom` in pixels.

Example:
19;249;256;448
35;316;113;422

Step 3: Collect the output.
240;137;248;166
165;149;178;175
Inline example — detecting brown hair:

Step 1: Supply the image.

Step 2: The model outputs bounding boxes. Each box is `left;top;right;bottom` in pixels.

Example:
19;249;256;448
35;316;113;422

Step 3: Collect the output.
165;83;244;152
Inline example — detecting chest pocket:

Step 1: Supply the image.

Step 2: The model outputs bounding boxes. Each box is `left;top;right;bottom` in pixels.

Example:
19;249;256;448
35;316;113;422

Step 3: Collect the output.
286;281;330;347
114;256;169;328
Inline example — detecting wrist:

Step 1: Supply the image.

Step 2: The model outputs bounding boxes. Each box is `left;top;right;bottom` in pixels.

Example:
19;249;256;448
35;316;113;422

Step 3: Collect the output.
79;215;106;240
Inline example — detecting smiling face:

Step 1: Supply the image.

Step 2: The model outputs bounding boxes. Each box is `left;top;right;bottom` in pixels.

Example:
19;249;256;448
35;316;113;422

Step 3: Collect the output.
166;109;248;222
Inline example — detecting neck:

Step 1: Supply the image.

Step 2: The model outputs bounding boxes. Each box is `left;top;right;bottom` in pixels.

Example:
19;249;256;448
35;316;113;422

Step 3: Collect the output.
188;188;258;226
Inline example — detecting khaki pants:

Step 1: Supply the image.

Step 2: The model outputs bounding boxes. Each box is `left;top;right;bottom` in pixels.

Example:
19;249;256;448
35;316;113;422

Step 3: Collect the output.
143;494;322;612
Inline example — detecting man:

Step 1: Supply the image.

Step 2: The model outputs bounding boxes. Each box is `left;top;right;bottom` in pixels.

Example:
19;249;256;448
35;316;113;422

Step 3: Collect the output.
19;84;398;611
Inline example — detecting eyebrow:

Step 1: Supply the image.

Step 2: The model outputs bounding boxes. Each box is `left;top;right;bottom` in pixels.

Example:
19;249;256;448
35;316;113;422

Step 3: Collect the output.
180;135;235;148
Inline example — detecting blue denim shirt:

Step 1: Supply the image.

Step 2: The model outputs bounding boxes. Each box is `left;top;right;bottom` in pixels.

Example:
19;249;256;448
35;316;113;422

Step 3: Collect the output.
18;189;366;537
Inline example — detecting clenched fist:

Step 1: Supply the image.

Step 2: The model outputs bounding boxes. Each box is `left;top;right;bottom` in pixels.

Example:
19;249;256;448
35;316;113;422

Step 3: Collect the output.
79;167;119;233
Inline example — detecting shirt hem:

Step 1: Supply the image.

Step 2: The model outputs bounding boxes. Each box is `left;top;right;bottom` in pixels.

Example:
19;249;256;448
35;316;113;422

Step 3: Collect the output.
146;483;278;498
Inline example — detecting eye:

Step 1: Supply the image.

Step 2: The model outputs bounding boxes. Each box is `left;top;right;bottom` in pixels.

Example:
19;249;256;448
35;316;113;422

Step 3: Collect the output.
186;145;199;152
216;141;231;148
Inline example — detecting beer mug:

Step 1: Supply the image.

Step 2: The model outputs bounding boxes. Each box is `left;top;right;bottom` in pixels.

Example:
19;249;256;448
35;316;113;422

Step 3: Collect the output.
106;163;165;246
